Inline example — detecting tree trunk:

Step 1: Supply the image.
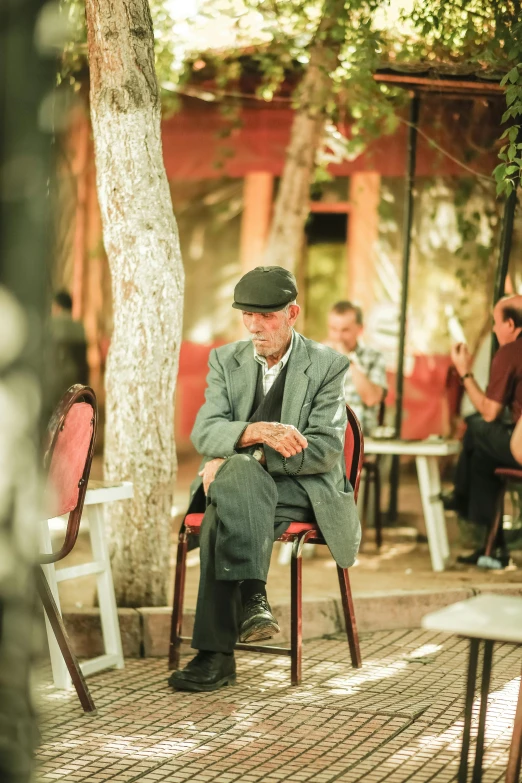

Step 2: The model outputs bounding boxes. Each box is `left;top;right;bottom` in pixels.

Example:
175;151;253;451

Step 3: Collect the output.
264;0;345;271
85;0;184;606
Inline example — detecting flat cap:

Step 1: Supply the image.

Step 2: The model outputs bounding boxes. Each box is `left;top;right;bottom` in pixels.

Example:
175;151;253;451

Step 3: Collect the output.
232;266;298;313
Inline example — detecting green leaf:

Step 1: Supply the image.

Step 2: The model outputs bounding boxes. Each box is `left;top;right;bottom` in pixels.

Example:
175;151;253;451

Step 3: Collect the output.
508;66;520;84
493;163;506;182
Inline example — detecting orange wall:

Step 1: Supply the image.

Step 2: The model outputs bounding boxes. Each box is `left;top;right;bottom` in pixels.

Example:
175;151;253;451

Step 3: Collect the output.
162;97;502;181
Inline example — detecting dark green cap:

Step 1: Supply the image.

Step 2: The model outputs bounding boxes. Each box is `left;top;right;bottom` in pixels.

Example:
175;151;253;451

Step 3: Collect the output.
232;266;298;313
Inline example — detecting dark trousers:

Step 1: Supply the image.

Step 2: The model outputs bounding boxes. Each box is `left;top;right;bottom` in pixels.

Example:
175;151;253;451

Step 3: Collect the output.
454;414;520;539
191;454;313;654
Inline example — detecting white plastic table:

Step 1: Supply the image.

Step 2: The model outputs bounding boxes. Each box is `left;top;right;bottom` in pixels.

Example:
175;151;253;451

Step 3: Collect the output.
422;595;522;782
278;437;460;570
364;438;461;572
40;480;133;690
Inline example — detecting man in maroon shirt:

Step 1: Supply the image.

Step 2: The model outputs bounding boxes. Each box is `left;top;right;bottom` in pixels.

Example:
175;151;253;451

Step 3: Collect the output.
443;295;522;567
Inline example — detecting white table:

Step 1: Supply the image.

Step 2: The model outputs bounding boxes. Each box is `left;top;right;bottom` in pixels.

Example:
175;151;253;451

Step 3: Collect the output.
423;595;522;782
364;438;461;572
40;480;133;690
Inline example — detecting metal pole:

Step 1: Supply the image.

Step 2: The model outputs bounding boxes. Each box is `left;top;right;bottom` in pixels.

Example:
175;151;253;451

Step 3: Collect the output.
494;188;518;304
388;94;420;522
490;132;521;361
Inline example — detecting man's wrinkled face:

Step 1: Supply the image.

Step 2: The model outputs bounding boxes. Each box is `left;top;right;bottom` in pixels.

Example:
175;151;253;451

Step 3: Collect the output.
243;304;300;358
327;311;362;353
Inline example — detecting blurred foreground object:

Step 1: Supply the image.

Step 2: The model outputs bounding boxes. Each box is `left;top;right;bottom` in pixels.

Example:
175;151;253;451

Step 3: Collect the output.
0;0;59;779
423;594;522;783
0;291;42;783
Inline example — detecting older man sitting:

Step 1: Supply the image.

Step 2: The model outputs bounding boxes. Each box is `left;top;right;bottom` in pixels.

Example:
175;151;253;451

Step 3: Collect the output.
168;266;361;692
443;295;522;568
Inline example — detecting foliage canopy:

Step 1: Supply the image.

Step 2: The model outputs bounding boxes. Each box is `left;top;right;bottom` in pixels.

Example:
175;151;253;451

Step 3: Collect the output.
62;0;522;192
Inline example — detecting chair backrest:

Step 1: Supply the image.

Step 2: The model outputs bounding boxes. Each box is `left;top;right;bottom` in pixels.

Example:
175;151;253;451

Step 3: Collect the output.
344;405;364;502
41;384;97;564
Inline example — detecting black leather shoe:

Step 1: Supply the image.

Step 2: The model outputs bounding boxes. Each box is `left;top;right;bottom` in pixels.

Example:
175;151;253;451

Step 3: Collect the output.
239;594;280;643
168;651;236;692
456;548;485;565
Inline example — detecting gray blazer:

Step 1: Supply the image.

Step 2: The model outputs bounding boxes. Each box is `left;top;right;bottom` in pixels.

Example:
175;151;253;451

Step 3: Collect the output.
190;331;361;568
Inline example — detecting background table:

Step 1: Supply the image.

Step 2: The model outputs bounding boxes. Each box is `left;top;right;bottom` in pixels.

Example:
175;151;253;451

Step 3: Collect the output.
364;438;460;572
40;480;133;690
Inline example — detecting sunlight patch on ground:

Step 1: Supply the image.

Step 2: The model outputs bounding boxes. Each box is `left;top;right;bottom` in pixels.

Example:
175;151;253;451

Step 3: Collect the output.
322;658;410;692
405;642;443;659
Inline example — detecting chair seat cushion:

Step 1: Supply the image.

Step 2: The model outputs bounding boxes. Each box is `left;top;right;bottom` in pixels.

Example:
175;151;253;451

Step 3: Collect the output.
495;468;522;480
185;514;318;537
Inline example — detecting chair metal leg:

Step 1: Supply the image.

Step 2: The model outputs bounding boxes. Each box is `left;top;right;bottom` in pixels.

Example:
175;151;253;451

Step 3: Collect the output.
459;638;480;783
336;566;362;669
361;464;372;537
35;566;95;713
290;539;303;686
168;532;188;671
485;485;505;557
506;666;522;783
472;640;494;783
373;459;383;550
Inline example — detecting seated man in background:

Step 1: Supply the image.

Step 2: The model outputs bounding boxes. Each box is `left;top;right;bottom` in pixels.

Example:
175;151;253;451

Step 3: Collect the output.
443;295;522;568
51;292;88;380
49;290;89;407
168;267;361;693
325;301;387;435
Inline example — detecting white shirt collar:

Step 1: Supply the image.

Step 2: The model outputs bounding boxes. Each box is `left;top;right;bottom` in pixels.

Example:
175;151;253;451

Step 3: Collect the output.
254;330;294;371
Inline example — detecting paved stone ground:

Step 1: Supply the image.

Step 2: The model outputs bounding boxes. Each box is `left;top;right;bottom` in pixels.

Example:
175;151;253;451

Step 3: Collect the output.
36;629;521;783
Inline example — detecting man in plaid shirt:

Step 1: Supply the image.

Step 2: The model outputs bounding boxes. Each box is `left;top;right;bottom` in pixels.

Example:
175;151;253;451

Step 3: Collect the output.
325;301;387;435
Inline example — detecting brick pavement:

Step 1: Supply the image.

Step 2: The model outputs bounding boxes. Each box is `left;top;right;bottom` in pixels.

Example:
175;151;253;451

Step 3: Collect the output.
36;629;521;783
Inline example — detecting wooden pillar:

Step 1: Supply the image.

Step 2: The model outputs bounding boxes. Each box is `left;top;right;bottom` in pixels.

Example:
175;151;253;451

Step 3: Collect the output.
346;172;381;314
71;110;90;320
84;152;104;398
240;173;274;272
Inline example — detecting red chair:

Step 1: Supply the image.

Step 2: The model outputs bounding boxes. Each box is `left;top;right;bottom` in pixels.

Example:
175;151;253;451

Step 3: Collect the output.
487;467;522;559
37;384;98;712
169;405;364;685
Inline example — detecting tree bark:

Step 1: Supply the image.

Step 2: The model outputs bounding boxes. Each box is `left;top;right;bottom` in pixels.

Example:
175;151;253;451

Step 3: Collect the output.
264;0;345;271
86;0;184;606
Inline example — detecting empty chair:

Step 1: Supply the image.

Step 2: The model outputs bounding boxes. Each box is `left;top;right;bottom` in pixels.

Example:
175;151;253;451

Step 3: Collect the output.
37;384;98;713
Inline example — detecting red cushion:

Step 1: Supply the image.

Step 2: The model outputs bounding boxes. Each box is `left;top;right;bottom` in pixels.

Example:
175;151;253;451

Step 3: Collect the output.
185;514;317;536
185;513;204;529
47;402;93;516
495;468;522;480
285;522;317;534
